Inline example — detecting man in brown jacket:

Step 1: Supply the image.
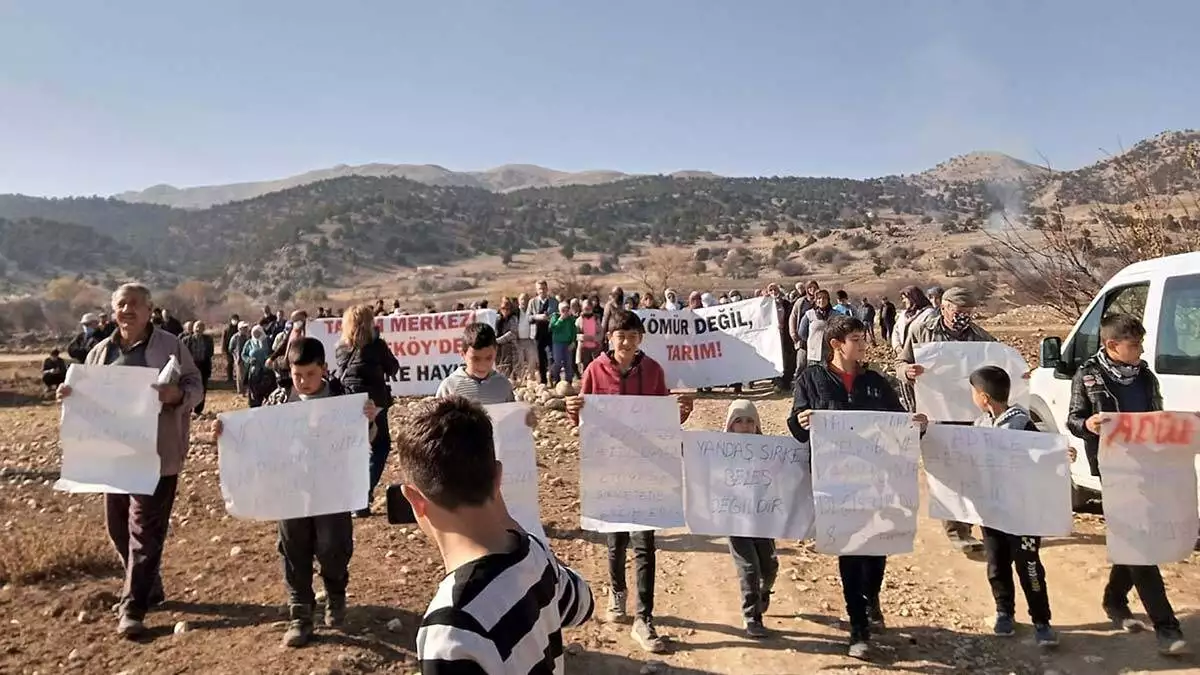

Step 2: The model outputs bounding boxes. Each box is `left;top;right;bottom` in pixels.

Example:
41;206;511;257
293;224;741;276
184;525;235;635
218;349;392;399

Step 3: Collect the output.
58;283;203;638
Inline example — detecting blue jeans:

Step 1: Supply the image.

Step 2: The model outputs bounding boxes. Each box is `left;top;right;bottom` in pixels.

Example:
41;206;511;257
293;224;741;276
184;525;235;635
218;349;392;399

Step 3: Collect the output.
551;342;574;383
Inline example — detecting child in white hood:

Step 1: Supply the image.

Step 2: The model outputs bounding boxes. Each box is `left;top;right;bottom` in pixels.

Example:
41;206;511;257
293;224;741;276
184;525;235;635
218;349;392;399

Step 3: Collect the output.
723;399;778;638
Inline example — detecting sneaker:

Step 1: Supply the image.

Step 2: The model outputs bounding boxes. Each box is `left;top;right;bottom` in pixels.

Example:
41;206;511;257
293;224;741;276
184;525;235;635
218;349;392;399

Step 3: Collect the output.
324;595;346;629
848;632;870;660
1103;605;1146;633
949;534;983;552
1034;623;1059;648
868;601;886;631
993;613;1016;637
605;590;628;623
631;617;666;653
283;604;314;648
116;613;147;639
744;617;768;639
1157;629;1190;656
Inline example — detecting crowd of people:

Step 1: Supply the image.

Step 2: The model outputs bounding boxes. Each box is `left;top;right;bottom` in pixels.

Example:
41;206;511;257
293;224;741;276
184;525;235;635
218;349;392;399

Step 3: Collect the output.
45;276;1192;673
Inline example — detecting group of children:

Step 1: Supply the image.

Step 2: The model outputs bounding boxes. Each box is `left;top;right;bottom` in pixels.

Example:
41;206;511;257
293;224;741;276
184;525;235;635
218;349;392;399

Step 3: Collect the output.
214;306;1186;671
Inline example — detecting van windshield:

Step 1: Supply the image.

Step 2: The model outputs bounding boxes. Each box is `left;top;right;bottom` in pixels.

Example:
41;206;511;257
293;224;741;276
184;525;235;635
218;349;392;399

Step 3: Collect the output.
1155;273;1200;376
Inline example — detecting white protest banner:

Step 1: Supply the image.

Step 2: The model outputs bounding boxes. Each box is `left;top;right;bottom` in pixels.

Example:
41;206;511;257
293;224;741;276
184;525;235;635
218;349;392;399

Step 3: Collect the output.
56;365;162;494
923;425;1072;536
217;394;370;520
913;342;1029;422
810;411;920;555
311;309;499;397
682;431;813;539
1099;412;1200;565
638;297;783;389
579;395;684;532
486;403;546;541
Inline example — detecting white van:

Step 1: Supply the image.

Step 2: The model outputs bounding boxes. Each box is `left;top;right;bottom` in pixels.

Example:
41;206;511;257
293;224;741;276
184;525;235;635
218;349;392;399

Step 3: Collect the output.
1028;251;1200;509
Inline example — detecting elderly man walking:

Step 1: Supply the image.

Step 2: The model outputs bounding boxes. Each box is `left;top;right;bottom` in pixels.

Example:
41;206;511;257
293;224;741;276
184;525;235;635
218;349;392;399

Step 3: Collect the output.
57;283;203;638
896;286;995;553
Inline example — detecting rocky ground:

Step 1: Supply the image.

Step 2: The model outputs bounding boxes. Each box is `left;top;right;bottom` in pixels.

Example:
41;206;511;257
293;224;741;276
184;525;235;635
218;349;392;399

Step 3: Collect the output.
2;324;1199;675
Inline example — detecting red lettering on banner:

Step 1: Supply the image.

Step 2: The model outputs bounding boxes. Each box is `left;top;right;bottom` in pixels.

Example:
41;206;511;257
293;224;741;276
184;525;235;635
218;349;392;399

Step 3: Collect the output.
387;338;464;358
666;341;723;361
385;311;474;333
1106;412;1198;447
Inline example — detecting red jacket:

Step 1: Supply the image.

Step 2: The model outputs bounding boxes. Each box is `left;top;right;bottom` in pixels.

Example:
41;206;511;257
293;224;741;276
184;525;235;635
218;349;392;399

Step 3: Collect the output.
579;351;669;397
572;351;689;426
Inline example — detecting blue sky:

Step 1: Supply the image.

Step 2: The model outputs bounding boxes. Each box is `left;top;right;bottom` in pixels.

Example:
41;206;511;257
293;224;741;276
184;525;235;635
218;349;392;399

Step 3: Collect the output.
2;1;1197;197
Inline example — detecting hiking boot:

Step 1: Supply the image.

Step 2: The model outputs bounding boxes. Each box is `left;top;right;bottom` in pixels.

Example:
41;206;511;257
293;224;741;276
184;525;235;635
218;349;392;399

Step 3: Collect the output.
868;600;886;631
1103;605;1146;633
1157;628;1189;656
631;617;666;653
283;604;314;648
605;590;628;623
116;613;147;640
848;630;870;660
1034;623;1060;648
992;613;1016;637
744;617;768;639
324;595;347;629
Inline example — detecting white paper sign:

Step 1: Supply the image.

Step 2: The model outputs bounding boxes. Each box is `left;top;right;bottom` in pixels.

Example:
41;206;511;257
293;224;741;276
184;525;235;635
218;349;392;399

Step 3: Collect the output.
637;297;784;389
682;431;813;539
579;395;684;532
913;342;1030;422
56;365;163;494
486;403;546;541
311;309;499;397
923;425;1073;536
1099;412;1200;565
810;411;921;555
217;394;370;520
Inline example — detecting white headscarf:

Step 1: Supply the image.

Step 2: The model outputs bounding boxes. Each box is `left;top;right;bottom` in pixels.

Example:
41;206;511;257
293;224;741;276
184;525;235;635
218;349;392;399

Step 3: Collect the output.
700;292;717;308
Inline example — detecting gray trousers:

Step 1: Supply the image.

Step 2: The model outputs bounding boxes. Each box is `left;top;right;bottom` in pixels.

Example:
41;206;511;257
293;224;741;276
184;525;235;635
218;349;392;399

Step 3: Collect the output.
728;537;778;620
278;513;353;606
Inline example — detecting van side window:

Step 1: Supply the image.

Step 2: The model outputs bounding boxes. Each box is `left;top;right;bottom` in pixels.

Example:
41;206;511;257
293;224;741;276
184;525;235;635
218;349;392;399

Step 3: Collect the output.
1067;283;1149;368
1155;273;1200;376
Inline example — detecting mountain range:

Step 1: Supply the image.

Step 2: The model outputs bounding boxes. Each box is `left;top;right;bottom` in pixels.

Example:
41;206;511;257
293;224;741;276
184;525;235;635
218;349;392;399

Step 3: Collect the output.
114;164;723;209
1;129;1196;302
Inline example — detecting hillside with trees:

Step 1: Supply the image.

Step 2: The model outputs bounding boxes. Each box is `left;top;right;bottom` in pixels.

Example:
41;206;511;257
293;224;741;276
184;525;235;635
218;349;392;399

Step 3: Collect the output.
1;129;1197;301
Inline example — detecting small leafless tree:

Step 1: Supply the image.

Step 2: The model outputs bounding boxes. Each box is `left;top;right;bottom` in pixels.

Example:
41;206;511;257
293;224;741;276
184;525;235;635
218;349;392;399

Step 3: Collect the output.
987;142;1200;320
629;248;694;296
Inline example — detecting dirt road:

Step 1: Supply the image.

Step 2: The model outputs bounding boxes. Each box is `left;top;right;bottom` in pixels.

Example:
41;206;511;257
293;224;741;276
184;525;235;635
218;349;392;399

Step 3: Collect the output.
1;366;1197;674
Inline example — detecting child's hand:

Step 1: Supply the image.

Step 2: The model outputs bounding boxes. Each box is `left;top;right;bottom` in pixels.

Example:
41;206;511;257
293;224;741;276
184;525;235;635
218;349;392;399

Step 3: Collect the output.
795;409;813;430
904;364;925;381
565;395;584;418
363;400;379;421
213;419;224;439
912;413;929;432
1085;413;1106;434
55;384;72;402
524;409;538;428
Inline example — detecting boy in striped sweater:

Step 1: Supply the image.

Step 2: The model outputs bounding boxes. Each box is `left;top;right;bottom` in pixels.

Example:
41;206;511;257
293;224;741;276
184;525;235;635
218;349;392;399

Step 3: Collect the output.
399;396;594;674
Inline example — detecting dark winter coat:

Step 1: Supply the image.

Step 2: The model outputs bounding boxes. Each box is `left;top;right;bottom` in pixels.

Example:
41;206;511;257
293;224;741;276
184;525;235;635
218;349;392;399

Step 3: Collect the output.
1066;355;1162;477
